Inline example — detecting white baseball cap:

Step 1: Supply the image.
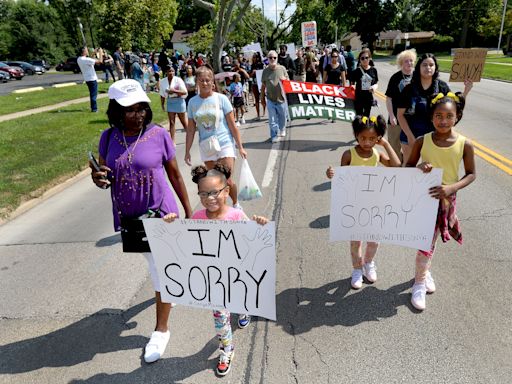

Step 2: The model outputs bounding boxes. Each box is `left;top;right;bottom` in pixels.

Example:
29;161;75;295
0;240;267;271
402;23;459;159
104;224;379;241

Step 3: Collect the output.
108;79;151;107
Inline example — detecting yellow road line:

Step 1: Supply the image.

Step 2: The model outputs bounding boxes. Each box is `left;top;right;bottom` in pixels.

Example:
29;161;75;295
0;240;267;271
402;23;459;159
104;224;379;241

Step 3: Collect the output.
474;148;512;175
373;87;512;175
471;140;512;167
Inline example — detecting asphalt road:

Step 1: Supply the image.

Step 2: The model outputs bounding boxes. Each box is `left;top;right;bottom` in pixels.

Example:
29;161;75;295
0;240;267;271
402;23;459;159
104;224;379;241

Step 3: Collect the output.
0;62;511;383
0;71;103;95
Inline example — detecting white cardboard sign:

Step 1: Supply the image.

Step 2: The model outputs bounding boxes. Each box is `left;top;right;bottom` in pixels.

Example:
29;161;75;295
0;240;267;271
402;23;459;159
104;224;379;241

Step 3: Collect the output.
143;219;277;320
301;21;317;47
329;167;442;251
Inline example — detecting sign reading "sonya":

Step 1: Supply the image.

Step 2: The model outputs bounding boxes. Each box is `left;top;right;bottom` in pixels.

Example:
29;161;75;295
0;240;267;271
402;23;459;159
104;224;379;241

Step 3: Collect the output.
143;219;277;320
281;80;356;121
329;166;442;251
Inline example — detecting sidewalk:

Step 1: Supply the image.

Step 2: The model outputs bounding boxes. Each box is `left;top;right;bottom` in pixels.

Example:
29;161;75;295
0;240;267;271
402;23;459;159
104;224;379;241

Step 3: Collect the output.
0;94;108;123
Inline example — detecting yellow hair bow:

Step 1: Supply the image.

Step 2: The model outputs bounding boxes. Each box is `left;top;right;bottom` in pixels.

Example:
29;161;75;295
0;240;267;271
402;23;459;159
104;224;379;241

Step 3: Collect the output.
431;92;460;105
361;116;378;125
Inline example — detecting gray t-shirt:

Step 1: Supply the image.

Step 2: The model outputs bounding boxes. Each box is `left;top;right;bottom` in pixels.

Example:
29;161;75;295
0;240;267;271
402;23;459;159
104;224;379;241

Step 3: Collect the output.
261;65;289;103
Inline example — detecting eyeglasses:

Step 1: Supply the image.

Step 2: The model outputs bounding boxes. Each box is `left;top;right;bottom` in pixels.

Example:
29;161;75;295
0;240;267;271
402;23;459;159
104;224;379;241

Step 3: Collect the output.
268;56;277;60
197;78;213;84
198;185;228;199
360;56;369;60
125;108;147;116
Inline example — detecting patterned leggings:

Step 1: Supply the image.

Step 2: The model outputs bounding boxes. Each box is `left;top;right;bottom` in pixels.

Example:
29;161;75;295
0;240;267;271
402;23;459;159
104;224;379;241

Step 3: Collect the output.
213;310;233;352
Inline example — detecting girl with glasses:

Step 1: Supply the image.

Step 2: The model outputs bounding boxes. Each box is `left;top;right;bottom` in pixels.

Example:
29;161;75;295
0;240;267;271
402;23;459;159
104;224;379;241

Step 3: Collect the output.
163;163;269;376
350;48;379;117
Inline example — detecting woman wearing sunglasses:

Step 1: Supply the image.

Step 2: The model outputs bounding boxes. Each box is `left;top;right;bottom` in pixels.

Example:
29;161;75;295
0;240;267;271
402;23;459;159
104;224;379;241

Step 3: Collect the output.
350;48;378;117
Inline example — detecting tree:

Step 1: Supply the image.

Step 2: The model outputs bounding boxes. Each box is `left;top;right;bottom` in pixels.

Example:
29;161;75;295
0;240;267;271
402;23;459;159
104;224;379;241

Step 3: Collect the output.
191;0;251;72
478;2;512;50
343;0;397;51
94;0;178;52
3;0;74;63
186;23;214;53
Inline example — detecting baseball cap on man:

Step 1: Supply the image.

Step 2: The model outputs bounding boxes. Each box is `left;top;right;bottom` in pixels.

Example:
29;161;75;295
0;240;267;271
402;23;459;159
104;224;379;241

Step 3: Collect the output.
108;79;151;107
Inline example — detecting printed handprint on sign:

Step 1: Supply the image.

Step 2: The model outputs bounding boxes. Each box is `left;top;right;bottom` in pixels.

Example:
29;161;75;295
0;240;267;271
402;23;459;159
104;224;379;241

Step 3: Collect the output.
241;227;274;271
151;223;186;262
402;172;439;212
336;170;359;203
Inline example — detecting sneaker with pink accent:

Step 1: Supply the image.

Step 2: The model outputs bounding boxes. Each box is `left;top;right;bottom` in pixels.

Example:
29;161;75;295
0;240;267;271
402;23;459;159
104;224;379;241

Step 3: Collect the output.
216;348;234;376
411;283;427;311
362;261;377;283
425;271;436;293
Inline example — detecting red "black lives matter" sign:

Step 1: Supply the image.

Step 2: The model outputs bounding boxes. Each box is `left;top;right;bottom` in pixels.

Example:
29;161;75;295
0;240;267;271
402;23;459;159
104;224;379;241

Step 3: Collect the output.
281;80;356;122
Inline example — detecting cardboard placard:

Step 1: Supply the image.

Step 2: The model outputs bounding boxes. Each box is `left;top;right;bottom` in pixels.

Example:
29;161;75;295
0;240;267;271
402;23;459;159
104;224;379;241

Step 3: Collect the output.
301;21;317;48
449;48;487;82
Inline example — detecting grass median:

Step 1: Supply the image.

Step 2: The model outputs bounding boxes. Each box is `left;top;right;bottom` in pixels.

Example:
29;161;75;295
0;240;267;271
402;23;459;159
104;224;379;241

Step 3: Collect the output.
435;56;512;82
0;82;111;116
0;93;169;218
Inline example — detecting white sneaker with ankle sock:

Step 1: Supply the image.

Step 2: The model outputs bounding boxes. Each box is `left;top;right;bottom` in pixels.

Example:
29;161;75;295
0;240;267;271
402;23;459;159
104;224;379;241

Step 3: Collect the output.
362;261;377;283
144;330;170;363
425;271;436;293
351;269;363;289
411;283;427;310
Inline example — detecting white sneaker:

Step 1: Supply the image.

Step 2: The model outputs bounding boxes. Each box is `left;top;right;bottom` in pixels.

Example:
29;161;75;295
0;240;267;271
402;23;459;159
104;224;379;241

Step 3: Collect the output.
425;271;436;293
362;261;377;283
272;137;279;143
279;129;286;137
144;330;170;363
411;283;427;311
351;269;363;289
241;117;246;124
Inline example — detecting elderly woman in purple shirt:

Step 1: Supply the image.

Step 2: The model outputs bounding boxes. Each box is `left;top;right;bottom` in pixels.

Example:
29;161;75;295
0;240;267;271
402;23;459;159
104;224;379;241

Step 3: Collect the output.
90;79;192;364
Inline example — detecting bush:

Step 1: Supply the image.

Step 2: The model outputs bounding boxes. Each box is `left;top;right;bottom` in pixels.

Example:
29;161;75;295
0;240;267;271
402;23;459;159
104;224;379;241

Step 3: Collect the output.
393;35;455;55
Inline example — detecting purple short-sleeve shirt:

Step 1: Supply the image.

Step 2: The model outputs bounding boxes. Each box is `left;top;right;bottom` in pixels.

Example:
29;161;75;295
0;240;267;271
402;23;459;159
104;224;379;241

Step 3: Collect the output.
99;123;180;230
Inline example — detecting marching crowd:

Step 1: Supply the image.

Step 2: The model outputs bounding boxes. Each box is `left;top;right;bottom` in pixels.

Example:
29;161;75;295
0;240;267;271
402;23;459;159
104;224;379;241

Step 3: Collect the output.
89;42;476;377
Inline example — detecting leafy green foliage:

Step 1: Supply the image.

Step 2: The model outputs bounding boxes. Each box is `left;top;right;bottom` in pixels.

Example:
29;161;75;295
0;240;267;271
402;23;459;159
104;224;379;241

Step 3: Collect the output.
0;0;75;63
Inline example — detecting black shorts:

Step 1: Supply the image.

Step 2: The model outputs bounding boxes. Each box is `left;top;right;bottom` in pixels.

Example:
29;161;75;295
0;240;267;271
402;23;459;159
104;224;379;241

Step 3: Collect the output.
233;96;244;108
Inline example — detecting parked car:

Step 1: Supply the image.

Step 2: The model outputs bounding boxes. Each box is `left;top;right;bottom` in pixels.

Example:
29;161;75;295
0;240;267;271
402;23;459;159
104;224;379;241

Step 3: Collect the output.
29;59;51;71
55;57;80;73
0;62;24;80
5;61;44;75
0;71;9;82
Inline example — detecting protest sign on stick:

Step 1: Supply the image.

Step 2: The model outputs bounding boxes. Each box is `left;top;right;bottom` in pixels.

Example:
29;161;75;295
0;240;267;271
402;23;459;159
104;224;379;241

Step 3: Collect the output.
301;21;317;47
329;167;442;251
281;79;356;121
449;48;487;82
143;219;277;321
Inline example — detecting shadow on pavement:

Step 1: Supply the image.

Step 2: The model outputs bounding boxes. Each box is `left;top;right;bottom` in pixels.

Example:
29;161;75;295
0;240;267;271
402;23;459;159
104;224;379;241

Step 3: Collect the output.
68;337;219;384
276;278;413;335
312;181;331;192
309;214;330;229
0;299;153;374
243;139;355;153
95;233;121;247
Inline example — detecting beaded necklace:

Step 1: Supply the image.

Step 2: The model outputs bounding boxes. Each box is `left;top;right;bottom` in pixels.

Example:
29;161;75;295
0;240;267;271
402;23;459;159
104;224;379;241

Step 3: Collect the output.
122;128;143;164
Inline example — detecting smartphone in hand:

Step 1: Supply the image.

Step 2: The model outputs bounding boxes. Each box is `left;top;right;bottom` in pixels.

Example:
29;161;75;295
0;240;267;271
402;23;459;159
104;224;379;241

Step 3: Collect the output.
88;151;102;173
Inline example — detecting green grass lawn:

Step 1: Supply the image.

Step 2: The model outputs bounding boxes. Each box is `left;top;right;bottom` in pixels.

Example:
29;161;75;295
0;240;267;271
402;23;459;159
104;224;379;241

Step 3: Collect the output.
435;55;512;81
0;93;168;217
0;83;111;116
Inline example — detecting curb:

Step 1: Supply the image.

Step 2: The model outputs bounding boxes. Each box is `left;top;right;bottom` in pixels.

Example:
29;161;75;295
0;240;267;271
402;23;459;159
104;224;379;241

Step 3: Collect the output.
0;168;91;227
12;87;45;94
53;82;78;88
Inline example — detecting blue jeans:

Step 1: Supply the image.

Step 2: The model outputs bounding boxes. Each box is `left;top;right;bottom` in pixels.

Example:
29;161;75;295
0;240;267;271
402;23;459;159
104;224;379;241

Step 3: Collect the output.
86;80;98;112
266;99;287;139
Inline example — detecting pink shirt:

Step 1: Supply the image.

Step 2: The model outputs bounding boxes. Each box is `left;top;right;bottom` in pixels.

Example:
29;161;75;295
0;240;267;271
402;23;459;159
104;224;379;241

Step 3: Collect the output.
192;206;247;221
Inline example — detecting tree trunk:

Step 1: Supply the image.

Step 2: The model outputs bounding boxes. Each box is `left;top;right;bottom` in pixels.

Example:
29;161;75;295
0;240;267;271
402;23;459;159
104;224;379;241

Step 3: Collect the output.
459;1;472;48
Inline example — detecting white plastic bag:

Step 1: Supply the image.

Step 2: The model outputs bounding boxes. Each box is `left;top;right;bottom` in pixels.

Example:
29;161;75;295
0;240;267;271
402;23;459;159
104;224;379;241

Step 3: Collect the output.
238;159;262;201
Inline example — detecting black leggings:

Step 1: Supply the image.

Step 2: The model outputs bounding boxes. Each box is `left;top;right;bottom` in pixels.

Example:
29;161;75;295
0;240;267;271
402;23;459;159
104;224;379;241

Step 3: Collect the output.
355;98;372;117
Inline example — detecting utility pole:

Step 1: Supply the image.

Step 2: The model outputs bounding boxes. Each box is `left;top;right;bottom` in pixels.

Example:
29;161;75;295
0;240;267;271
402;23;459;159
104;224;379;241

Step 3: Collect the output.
262;0;267;52
498;0;508;53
